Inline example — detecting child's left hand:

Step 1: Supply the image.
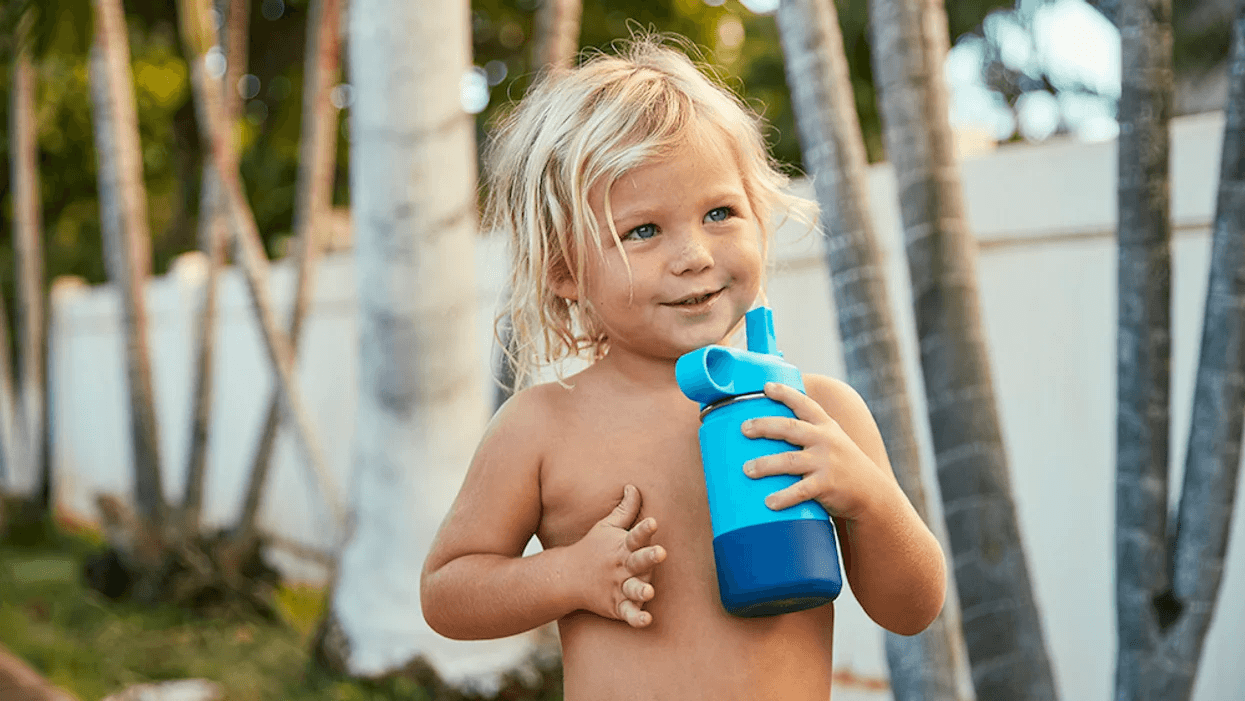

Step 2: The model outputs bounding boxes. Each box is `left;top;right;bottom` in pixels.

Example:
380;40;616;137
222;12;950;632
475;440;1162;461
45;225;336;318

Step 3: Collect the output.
740;381;899;520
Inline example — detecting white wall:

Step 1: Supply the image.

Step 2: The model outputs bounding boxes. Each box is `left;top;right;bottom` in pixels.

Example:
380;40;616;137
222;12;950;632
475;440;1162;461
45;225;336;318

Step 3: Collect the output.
43;111;1241;700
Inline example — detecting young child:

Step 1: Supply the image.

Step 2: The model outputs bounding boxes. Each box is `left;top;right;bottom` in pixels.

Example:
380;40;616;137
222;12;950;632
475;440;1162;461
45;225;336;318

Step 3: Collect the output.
421;37;946;699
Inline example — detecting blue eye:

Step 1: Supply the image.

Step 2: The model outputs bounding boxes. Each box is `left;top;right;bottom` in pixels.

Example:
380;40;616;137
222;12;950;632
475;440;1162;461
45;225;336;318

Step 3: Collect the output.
705;206;735;223
623;223;658;241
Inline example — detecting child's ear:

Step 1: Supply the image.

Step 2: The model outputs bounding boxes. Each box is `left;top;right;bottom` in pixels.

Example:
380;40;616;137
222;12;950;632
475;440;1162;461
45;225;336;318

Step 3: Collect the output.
550;263;578;301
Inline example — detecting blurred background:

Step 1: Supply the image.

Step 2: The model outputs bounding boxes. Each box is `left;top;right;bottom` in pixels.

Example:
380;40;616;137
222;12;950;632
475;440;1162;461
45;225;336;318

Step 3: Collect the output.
0;1;1240;700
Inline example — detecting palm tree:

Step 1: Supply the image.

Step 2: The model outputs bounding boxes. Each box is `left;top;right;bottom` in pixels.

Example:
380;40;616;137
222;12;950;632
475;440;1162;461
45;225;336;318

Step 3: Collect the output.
1113;0;1175;698
532;0;581;70
181;0;248;536
867;0;1058;698
1117;2;1245;699
88;0;167;544
8;16;44;506
236;0;345;547
775;1;965;699
177;0;345;536
314;0;487;673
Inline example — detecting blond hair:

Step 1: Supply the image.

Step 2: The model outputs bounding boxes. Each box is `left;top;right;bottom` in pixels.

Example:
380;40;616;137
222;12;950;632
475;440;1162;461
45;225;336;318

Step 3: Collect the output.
483;35;814;389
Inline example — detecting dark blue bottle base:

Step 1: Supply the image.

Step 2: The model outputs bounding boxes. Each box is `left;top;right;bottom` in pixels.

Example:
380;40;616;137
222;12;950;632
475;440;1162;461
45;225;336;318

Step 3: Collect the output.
713;518;842;618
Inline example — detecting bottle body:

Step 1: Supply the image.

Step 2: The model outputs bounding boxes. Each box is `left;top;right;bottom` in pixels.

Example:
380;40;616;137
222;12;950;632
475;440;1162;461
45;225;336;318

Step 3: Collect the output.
699;394;843;617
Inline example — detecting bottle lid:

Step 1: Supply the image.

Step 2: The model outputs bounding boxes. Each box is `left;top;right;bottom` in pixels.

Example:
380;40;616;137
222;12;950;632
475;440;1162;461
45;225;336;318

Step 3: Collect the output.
675;307;804;407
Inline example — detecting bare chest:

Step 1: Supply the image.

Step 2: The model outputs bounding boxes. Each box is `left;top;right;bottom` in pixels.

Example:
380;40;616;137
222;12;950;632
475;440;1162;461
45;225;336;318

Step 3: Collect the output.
536;406;710;549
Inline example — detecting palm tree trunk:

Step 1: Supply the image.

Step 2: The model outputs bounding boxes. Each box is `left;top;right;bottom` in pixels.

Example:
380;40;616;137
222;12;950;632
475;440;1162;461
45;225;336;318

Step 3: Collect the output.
868;0;1057;698
532;0;581;70
9;35;44;503
181;0;251;536
177;0;346;531
0;288;18;492
222;0;251;125
776;1;966;699
236;0;344;546
315;0;486;673
1112;0;1175;699
89;0;167;532
1137;3;1244;699
180;165;227;534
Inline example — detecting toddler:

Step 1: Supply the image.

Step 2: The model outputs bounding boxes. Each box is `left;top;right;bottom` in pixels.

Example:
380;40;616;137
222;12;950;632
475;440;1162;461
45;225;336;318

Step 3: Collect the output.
421;37;946;700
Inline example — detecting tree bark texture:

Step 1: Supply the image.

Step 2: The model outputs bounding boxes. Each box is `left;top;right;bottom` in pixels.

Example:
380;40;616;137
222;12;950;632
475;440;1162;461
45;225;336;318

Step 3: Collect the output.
89;0;167;529
7;39;43;498
776;1;967;699
177;0;346;531
321;0;486;675
1122;3;1245;699
222;0;251;125
1113;0;1176;699
182;0;250;532
868;0;1058;698
238;0;344;544
532;0;581;70
181;163;226;534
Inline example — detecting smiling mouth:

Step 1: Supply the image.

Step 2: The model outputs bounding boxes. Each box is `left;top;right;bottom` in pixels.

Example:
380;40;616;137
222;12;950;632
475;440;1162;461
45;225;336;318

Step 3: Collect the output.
666;288;725;307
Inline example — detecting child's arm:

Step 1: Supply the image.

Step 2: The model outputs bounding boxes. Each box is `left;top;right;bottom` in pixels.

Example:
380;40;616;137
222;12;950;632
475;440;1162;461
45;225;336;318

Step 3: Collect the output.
420;387;667;640
740;376;946;635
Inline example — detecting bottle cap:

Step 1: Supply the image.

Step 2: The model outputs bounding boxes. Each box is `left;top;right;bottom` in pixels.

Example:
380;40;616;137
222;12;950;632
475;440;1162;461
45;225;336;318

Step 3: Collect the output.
676;307;804;407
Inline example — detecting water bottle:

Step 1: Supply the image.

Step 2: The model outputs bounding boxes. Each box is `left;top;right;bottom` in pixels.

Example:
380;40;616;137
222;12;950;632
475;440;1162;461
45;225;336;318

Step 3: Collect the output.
675;307;842;617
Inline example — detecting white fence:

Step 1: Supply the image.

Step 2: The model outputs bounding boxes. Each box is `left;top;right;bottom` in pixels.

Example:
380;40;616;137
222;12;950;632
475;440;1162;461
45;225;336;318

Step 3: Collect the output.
44;111;1241;700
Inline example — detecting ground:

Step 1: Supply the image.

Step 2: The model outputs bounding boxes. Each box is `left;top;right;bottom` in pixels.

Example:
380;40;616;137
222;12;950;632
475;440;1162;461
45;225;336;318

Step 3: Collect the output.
0;516;562;701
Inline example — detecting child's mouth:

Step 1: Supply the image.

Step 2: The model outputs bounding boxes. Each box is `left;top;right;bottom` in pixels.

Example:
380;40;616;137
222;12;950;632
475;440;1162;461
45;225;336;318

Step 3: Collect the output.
667;288;724;307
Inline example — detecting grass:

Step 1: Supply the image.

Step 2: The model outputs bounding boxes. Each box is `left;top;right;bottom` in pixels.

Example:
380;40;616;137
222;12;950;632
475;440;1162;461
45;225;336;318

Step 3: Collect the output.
0;519;561;701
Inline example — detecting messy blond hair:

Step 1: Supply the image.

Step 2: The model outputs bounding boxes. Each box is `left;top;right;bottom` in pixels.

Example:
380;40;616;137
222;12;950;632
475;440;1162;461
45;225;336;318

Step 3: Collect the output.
483;35;814;389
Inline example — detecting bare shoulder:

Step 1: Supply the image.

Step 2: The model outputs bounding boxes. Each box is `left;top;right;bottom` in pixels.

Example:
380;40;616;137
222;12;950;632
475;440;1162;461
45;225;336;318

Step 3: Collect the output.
802;374;890;468
802;374;872;426
489;381;571;445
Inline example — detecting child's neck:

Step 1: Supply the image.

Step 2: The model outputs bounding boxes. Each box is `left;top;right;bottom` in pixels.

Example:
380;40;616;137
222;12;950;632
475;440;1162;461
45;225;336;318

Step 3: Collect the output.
591;347;683;392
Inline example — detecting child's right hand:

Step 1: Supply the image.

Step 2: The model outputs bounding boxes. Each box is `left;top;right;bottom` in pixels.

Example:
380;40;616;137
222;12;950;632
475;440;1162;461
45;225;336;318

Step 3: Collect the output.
571;484;667;628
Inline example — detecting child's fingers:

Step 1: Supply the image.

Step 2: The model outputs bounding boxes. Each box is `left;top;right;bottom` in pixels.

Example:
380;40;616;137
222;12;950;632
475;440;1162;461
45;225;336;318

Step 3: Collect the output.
625;544;667;575
763;382;830;424
621;576;654;603
762;474;825;511
740;414;820;447
616;598;652;628
624;516;657;551
743;448;812;480
601;484;642;529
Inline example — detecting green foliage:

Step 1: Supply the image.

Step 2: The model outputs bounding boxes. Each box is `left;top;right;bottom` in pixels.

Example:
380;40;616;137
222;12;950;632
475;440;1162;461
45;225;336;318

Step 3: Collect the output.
0;527;562;701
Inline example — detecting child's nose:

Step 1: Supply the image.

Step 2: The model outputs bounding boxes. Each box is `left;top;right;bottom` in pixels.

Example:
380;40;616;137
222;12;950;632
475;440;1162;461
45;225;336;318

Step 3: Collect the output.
672;228;714;275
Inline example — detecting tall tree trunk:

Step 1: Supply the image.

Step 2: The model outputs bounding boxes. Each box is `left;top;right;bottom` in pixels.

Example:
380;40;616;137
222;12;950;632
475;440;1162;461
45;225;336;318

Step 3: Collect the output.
222;0;251;127
1112;0;1175;699
314;0;485;674
868;0;1058;698
0;289;17;492
181;0;250;536
177;0;346;531
180;167;227;534
8;31;44;503
1125;3;1245;699
237;0;344;546
776;2;967;699
532;0;581;70
89;0;167;533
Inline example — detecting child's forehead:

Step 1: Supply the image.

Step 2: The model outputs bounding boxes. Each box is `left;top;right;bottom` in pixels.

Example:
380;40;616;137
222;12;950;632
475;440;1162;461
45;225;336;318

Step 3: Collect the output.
596;122;743;192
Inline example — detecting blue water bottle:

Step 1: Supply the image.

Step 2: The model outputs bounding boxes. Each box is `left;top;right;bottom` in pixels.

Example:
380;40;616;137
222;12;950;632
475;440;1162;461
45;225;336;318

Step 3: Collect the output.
675;307;842;617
